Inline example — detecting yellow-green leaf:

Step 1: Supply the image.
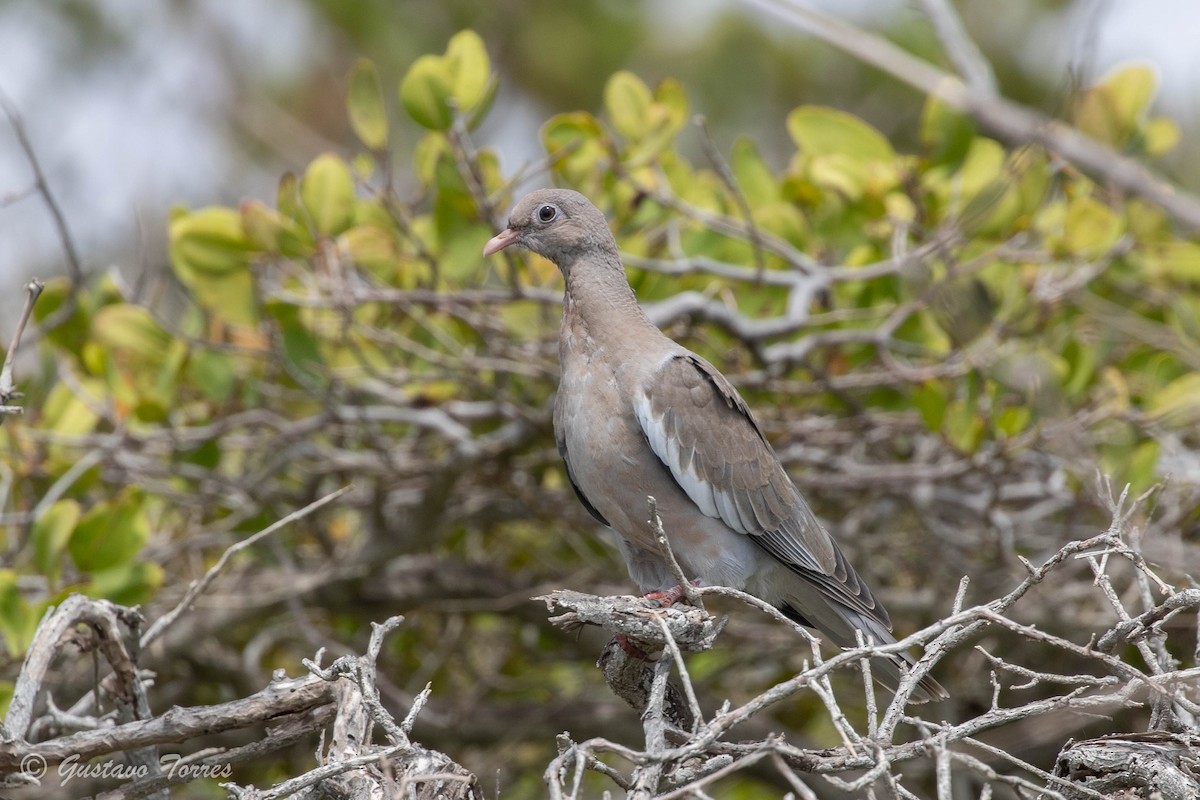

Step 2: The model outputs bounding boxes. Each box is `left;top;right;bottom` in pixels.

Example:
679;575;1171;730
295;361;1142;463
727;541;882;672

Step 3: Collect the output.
605;71;653;140
1144;241;1200;283
187;349;237;404
913;381;948;431
1061;195;1123;258
41;382;101;436
1148;372;1200;424
542;112;607;183
347;58;389;150
301;154;356;237
919;94;974;163
400;55;454;130
445;30;490;111
86;562;164;607
240;199;312;258
1101;63;1157;129
1143;117;1181;156
654;77;689;132
0;570;39;657
169;206;252;276
91;304;173;360
339;225;399;276
169;207;258;326
731;137;778;206
1074;63;1157;146
786;106;894;162
277;172;303;222
1126;439;1161;494
994;406;1032;438
32;499;81;580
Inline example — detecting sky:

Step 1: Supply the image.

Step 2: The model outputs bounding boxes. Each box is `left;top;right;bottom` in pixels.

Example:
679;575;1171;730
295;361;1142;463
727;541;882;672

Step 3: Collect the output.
0;0;1198;325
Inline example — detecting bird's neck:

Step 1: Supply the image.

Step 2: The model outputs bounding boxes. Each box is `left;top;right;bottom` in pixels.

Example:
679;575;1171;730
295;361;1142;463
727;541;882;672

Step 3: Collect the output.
561;253;661;353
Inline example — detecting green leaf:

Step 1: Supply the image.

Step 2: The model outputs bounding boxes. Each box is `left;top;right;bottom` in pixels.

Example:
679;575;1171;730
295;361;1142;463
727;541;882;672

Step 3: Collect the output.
943;398;984;454
41;382;100;437
786;106;895;161
952;138;1005;201
541;112;607;183
277;172;303;221
919;95;975;164
169;206;252;276
994;406;1031;438
1060;195;1123;258
1142;117;1180;156
655;77;689;133
444;30;490;111
1074;63;1157;146
1143;241;1200;283
267;303;325;384
913;381;948;431
1148;372;1200;425
0;571;39;657
68;487;150;574
1103;64;1157;127
347;58;389;150
1127;439;1161;494
240;199;313;258
32;500;81;581
31;276;91;353
1062;338;1098;397
400;55;454;130
169;207;258;325
731;137;779;206
605;71;654;140
86;562;164;606
339;225;399;277
301;154;356;237
187;349;237;404
91;304;173;361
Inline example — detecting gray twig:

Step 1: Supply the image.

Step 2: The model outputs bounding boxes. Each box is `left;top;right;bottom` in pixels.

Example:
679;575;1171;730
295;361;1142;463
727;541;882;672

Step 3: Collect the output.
0;278;44;414
141;485;352;649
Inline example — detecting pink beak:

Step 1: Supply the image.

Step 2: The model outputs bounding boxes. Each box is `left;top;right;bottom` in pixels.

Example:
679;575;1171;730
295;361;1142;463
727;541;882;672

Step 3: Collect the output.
483;228;519;257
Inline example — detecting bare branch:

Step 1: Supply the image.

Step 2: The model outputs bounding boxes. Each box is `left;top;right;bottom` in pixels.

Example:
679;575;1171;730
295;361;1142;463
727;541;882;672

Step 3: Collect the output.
0;278;44;415
915;0;997;94
141;485;352;649
0;93;82;283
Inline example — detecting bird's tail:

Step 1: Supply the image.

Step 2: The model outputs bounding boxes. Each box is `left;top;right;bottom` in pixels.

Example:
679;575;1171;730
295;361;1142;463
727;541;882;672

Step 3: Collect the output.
869;650;949;704
781;604;948;703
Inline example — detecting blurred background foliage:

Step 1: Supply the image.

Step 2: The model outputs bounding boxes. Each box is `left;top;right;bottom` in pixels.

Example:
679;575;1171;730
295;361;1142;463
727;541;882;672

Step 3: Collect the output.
1;2;1199;797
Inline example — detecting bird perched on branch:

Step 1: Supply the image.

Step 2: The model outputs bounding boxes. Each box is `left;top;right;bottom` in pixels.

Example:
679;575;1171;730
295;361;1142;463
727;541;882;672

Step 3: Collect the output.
484;189;947;702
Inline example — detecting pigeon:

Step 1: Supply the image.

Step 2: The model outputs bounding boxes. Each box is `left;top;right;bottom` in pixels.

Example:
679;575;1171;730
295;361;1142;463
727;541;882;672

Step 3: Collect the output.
484;189;947;702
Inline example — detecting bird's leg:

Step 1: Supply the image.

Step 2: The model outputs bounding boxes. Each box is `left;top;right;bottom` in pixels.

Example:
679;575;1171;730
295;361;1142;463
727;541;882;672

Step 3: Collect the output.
614;633;653;661
643;579;702;607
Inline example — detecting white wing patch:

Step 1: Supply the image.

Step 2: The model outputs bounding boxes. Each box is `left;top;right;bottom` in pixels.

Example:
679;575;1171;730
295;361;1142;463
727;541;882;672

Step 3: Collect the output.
633;389;726;524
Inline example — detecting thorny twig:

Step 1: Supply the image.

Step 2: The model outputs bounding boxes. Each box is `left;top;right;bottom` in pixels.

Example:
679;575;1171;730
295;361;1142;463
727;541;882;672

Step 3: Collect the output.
0;278;44;415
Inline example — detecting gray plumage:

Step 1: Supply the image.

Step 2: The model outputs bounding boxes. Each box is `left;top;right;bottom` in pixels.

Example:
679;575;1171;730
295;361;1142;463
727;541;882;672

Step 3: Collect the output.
484;189;947;702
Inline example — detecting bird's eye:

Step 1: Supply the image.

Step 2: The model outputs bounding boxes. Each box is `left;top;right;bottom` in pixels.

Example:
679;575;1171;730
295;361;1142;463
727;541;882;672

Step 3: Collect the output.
537;204;558;223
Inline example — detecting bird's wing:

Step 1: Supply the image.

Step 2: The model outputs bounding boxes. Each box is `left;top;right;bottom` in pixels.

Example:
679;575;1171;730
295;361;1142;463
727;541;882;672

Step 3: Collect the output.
556;433;610;527
633;353;890;630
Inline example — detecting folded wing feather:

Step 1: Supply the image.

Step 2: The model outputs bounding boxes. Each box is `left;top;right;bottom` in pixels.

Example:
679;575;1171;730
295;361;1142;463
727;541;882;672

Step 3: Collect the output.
633;353;891;631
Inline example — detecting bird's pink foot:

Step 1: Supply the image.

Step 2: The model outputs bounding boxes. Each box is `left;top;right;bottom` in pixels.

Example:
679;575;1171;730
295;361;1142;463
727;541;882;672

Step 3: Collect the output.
643;579;701;607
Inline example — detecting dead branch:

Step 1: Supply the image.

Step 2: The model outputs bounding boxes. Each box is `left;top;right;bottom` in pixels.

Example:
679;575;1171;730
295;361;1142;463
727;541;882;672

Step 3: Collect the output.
0;672;333;772
0;278;44;416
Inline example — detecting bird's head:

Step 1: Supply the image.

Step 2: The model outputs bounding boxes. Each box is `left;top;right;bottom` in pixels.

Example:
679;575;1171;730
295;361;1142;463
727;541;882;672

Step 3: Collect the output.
482;189;617;272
